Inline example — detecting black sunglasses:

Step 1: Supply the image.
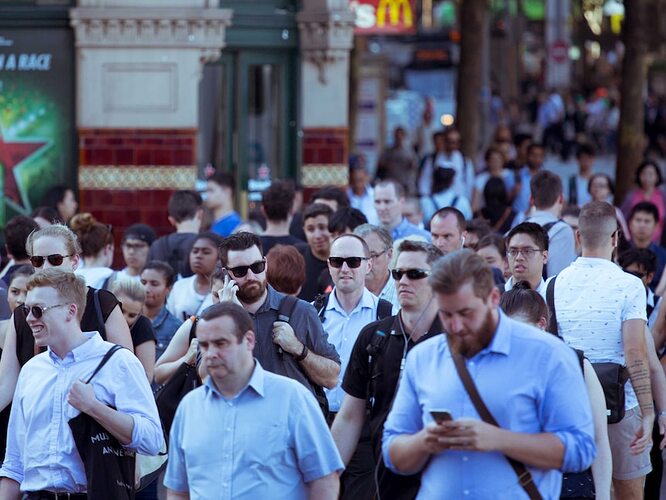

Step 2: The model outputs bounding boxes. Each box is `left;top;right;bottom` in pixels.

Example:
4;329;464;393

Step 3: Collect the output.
328;256;368;269
30;254;74;268
227;260;266;278
391;268;431;280
20;303;68;319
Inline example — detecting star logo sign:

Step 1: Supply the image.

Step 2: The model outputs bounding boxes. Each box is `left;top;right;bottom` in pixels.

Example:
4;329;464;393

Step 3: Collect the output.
0;128;48;211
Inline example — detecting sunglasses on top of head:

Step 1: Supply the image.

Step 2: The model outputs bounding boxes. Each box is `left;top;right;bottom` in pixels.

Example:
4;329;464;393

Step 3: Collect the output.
30;254;74;268
328;256;369;269
226;259;266;278
391;268;431;280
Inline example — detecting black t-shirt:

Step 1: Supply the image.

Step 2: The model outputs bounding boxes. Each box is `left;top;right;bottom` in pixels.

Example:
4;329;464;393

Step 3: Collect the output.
298;247;329;302
147;233;197;278
343;314;443;500
130;315;157;348
260;235;308;256
16;287;120;367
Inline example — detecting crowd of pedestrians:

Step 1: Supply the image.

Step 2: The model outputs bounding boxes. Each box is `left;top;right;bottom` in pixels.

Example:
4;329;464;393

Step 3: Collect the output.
0;122;666;499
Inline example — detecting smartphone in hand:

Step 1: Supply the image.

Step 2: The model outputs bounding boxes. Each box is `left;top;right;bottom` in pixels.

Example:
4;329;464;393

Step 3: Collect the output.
430;409;454;424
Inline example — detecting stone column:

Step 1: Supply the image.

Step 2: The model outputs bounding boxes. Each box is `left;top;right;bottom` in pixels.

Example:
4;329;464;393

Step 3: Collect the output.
297;0;354;193
70;0;231;263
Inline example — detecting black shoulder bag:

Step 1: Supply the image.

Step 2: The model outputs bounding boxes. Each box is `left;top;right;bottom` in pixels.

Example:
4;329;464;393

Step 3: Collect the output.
546;276;628;424
68;345;135;500
451;352;543;500
154;317;202;438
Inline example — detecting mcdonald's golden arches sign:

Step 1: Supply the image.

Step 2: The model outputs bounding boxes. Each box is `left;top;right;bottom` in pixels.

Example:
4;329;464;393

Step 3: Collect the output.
350;0;417;35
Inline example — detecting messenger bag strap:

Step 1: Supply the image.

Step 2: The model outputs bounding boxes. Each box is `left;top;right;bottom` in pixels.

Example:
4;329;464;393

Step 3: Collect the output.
451;352;543;500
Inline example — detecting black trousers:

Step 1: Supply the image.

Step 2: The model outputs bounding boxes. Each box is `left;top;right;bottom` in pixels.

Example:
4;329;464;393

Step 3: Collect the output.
340;425;376;500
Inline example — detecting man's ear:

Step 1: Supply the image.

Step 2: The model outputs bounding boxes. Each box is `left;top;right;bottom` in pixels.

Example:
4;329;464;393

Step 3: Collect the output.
167;216;177;228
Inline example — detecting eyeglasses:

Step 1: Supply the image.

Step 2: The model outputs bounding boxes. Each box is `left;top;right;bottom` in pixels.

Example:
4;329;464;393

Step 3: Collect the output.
370;247;389;260
20;303;68;319
328;256;369;269
226;260;266;278
391;268;431;280
30;254;74;268
507;247;542;259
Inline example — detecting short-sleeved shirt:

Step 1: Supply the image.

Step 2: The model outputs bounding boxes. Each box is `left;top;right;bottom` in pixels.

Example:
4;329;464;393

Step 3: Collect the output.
343;314;443;500
130;315;157;349
164;361;343;499
167;275;207;322
260;235;308;256
211;211;242;237
148;233;198;278
251;286;340;396
554;257;647;410
15;287;119;367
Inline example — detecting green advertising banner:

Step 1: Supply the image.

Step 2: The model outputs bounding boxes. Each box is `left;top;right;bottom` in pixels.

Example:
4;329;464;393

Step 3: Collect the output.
0;28;75;227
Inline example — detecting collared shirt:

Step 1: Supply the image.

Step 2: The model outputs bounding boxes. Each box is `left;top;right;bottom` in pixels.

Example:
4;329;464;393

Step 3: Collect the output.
391;217;431;243
504;276;551;299
554;257;647;410
211;211;242;237
321;288;379;412
526;211;577;277
152;306;183;360
382;312;596;500
1;332;163;493
250;286;340;396
164;361;344;499
347;185;379;225
377;273;399;315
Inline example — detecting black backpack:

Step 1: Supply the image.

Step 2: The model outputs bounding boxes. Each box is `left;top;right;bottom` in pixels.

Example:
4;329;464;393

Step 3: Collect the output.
531;219;564;280
276;295;330;417
312;292;393;323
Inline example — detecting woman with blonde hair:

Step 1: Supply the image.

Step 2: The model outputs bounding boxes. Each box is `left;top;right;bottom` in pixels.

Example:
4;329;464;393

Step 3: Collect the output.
0;224;132;417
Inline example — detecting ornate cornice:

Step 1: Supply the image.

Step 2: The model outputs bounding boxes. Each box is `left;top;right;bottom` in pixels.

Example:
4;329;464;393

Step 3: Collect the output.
297;9;354;84
70;8;233;52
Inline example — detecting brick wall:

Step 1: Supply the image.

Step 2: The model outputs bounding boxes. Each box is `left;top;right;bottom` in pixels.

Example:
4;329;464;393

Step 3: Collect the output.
78;128;197;267
301;127;349;202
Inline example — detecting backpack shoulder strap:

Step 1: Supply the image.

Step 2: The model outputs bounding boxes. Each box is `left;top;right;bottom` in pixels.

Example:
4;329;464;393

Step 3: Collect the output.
451;195;459;207
278;295;299;323
542;219;563;233
376;299;393;321
312;292;330;322
545;275;558;336
188;315;199;342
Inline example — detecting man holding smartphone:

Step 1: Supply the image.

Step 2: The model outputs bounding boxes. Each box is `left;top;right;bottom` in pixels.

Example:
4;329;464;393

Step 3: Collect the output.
382;250;596;499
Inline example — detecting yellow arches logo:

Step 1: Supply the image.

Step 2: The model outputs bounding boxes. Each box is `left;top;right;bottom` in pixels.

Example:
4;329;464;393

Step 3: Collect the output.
376;0;414;28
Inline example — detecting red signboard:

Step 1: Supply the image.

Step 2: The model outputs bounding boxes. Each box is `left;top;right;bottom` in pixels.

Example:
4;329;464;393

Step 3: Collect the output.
350;0;417;35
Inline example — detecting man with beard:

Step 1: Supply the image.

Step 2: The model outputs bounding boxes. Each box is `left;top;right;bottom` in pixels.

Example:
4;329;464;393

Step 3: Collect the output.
332;240;443;499
217;232;340;400
382;250;596;499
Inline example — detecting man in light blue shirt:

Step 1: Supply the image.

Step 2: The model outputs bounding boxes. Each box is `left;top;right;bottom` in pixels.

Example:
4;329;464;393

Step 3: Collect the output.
0;269;163;497
374;180;430;243
164;302;343;500
382;250;596;499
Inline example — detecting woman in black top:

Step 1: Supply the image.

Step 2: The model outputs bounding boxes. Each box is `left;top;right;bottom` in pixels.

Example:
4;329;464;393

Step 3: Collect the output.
110;278;156;382
0;224;132;414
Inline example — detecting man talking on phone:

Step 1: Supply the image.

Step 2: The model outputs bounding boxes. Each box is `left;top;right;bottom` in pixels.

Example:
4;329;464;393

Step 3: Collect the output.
383;250;596;499
216;232;340;399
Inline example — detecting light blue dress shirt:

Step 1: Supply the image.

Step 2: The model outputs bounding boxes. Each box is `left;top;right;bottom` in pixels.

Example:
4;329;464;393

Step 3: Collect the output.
321;288;379;412
164;361;344;500
383;312;596;500
0;332;164;493
512;166;533;214
392;217;431;243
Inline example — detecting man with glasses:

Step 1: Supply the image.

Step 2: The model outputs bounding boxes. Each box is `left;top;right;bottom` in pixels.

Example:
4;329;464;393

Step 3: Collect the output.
504;222;550;296
319;234;391;499
217;232;340;400
354;224;398;311
331;240;443;500
0;269;162;498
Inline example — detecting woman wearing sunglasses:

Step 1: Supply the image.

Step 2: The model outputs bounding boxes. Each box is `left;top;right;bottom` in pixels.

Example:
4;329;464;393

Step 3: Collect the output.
0;224;133;415
153;267;227;384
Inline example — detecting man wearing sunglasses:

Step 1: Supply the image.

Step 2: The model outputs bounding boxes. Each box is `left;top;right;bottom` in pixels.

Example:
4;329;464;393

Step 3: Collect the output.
318;234;391;499
0;269;163;498
331;240;443;500
217;232;340;400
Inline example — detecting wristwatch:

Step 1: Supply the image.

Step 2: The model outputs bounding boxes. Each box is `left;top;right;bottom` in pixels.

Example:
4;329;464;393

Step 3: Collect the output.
295;344;309;362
